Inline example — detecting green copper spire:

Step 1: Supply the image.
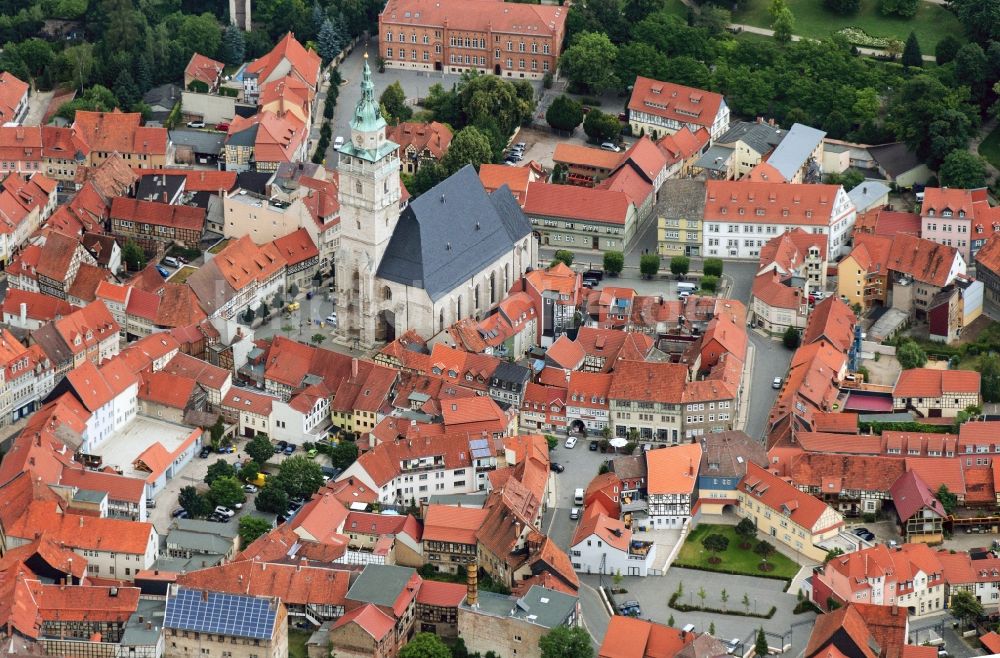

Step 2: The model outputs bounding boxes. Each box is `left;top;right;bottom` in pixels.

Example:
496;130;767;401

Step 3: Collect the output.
351;53;386;133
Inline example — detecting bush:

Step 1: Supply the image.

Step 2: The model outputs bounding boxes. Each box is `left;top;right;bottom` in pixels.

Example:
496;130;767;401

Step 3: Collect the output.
896;340;928;369
783;326;801;349
542;72;553;89
668;591;778;618
604;250;624;276
670;255;690;278
836;26;902;50
700;275;719;292
552;250;574;267
639;253;659;279
703;258;723;277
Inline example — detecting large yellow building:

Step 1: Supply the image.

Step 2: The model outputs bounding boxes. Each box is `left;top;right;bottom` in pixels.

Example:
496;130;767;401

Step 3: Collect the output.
737;462;844;562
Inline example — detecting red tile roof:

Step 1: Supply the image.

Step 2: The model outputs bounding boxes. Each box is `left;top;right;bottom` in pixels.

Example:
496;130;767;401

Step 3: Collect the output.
921;187;988;220
110;197;206;230
0;72;28;123
657;126;710;164
416;580;465;607
270;227;318;267
0;126;42;164
524;181;632;225
628;77;724;132
387;121;452;160
72;110;168;156
245;32;321;90
422;504;489;545
479;164;533;204
599;616;690;658
742;462;836;531
222;388;274;416
975;235;1000;276
184;53;224;87
0;289;74;323
706;181;845;226
894;368;980;398
177;561;350;607
31;581;140;623
802;297;856;353
609;360;687;404
132;168;237;192
7;500;154;555
646;443;701;495
332;602;394;641
545;335;585;370
59;467;145;504
885;232;961;287
383;0;567;37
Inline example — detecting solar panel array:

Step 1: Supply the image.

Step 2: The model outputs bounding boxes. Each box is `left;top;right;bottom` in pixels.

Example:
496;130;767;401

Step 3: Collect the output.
164;588;276;640
469;438;491;459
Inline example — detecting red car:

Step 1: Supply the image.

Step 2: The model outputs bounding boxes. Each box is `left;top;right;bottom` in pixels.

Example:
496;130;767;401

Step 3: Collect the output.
215;122;230;132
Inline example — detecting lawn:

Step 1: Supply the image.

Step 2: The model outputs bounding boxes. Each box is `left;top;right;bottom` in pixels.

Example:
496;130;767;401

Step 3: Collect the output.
673;523;800;581
288;629;310;658
732;0;964;52
979;124;1000;171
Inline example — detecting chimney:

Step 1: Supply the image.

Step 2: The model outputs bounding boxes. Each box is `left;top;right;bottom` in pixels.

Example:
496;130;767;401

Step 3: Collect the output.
352;357;358;379
466;561;479;607
202;589;209;602
18;302;25;325
146;621;152;630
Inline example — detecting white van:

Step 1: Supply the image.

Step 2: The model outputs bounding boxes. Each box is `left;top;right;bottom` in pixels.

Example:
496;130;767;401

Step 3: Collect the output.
677;282;697;293
163;256;180;268
574;488;585;505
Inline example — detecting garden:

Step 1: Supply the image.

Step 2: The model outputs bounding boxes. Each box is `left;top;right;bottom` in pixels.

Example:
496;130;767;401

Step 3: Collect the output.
730;0;964;52
673;522;800;581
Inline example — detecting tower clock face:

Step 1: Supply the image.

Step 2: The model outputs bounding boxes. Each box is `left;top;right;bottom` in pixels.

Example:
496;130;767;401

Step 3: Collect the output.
355;134;364;147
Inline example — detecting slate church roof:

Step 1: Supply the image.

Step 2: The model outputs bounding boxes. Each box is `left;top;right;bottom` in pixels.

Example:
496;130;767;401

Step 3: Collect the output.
376;165;532;302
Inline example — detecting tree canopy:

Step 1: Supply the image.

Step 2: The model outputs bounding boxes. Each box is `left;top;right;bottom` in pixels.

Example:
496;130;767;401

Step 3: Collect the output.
539;625;594;658
398;633;451;658
939;150;988;189
238;516;272;546
275;455;324;499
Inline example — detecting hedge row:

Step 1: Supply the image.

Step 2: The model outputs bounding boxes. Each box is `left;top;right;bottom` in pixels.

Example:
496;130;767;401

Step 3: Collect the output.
668;592;777;619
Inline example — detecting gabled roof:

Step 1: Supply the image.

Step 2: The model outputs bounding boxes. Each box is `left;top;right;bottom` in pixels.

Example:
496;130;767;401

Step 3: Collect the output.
422;504;489;545
545;335;586;370
888;470;946;523
331;603;394;641
975;236;1000;276
742;462;835;531
628;77;724;130
921;187;987;219
245;32;321;89
705;181;846;226
802;297;856;353
387;121;452;159
524;181;632;225
345;564;419;618
885;232;961;287
646;443;701;495
893;368;980;398
72;110;168;156
0;71;28;123
609;360;687;404
177;561;349;607
184;53;224;86
382;0;567;37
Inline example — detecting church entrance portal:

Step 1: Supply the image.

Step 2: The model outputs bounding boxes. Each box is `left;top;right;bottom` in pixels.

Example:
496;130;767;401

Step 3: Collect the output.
376;310;396;343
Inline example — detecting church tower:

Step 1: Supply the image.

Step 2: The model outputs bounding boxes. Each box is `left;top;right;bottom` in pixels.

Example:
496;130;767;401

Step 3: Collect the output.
334;53;401;348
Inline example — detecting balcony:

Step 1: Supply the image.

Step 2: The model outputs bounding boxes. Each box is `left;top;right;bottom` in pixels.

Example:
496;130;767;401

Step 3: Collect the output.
628;539;653;557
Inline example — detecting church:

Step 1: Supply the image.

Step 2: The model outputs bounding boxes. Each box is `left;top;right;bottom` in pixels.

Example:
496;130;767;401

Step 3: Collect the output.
334;55;537;348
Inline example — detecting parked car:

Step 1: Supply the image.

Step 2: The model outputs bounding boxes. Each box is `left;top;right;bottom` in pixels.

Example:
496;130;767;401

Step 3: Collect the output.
276;440;288;448
589;440;599;451
146;499;156;508
564;436;578;449
726;639;742;655
171;507;187;518
155;265;170;278
273;444;284;453
333;136;345;149
243;484;258;493
307;448;318;459
325;313;338;326
214;506;235;518
513;142;526;150
199;447;212;458
551;462;565;473
284;443;296;455
570;507;580;520
582;278;598;288
217;445;234;454
215;122;230;132
772;377;782;389
186;121;205;128
600;142;621;152
853;527;876;542
619;601;642;616
583;269;604;282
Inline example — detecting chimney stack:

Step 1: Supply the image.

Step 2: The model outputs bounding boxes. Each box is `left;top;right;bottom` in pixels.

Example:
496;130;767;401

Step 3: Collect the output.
466;562;478;607
19;302;26;324
352;357;358;379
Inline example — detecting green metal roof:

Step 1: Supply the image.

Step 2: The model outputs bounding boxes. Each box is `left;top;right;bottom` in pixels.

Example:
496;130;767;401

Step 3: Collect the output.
351;55;386;134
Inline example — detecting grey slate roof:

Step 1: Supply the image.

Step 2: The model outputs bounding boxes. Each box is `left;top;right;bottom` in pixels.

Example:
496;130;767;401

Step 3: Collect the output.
868;142;922;179
715;120;786;155
847;181;890;213
169;129;225;155
654;180;706;219
187;258;236;316
462;585;577;629
345;564;416;608
376;165;532;302
491;361;531;387
694;144;734;172
225;124;258;148
172;517;240;538
766;123;825;181
136;174;185;203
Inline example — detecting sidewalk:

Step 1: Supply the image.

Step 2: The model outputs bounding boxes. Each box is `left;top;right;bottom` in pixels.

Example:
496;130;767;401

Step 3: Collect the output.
735;339;755;432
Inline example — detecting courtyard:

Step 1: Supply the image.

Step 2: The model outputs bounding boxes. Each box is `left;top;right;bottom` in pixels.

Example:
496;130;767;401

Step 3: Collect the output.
95;416;201;487
673;523;801;581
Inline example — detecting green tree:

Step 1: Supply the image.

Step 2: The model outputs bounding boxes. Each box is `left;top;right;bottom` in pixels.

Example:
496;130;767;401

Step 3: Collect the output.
823;0;859;14
330;440;359;470
546;95;584;133
310;333;326;345
755;628;769;656
887;75;978;168
178;13;222;60
559;31;618;94
736;517;757;548
221;24;246;66
239;460;260;483
205;459;234;485
950;0;1000;46
700;275;719;292
935;35;962;65
755;540;776;570
122;240;146;271
879;0;918;17
710;622;716;636
552;250;574;267
246;434;274;465
826;170;866;190
380;81;413;125
695;6;732;34
955;43;990;101
721;589;729;611
583;109;621;144
316;18;341;64
639;254;659;279
538;625;594;658
408;162;448;197
670;255;690;278
615;43;668;91
255;483;289;513
769;0;795;44
703;258;723;277
782;326;801;349
937;484;958;515
238;516;272;546
441;126;493;174
275;455;324;498
978;353;1000;403
659;56;711;90
399;632;451;658
825;547;846;562
178;485;210;517
743;592;752;614
950;589;984;628
901;32;922;69
697;586;707;606
939;150;988;189
604;251;624;276
701;533;729;563
210;476;246;508
896;340;927;369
